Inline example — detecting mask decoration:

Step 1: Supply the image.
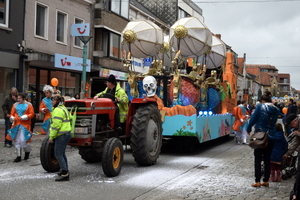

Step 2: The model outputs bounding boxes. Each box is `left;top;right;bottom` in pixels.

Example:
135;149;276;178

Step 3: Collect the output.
143;76;157;97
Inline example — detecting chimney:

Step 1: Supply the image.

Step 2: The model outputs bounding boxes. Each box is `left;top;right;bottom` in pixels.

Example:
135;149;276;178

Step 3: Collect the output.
216;34;221;39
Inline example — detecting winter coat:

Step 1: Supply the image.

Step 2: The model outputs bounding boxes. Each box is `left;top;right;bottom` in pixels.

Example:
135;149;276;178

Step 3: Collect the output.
270;130;288;164
96;83;129;123
246;103;279;140
2;94;16;119
49;105;72;140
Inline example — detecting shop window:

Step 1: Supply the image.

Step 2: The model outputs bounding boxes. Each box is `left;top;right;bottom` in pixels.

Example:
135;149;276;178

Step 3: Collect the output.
110;0;128;19
74;17;84;48
0;0;9;28
56;10;68;44
35;2;49;39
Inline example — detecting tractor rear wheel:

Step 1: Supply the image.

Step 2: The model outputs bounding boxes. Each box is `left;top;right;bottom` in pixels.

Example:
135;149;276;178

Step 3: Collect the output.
78;147;102;163
102;137;124;177
40;136;60;172
131;104;162;166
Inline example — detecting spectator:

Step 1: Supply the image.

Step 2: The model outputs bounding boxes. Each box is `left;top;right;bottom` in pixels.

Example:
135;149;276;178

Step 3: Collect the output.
74;93;80;99
247;91;279;187
2;87;18;148
270;123;288;182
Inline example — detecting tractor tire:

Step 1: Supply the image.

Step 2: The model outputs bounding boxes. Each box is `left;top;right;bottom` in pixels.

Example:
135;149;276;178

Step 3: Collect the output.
131;104;162;166
78;147;102;163
40;136;60;172
102;138;124;177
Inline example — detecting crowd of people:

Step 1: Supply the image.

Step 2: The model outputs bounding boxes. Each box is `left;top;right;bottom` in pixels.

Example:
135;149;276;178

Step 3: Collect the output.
233;91;300;199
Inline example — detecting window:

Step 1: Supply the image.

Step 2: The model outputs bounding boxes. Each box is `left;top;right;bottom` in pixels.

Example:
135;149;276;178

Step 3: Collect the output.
0;0;9;27
56;11;68;43
74;18;83;47
35;2;48;38
110;0;128;19
110;32;121;58
178;8;189;19
102;30;122;59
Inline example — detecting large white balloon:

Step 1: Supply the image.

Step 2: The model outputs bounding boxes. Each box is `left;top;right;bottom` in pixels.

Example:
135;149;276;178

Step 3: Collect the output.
122;20;164;58
169;17;212;57
206;35;226;69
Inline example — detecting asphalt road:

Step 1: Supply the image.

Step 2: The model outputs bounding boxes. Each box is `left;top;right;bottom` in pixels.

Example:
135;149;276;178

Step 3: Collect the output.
0;132;296;200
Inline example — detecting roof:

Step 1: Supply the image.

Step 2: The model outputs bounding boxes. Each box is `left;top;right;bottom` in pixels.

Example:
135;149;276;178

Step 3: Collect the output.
246;64;278;71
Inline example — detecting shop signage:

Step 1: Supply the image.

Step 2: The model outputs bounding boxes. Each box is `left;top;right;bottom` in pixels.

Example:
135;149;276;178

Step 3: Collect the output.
71;23;90;36
54;53;91;72
99;68;128;81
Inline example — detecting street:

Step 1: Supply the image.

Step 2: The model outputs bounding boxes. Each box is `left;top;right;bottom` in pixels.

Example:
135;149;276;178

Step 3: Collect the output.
0;128;296;200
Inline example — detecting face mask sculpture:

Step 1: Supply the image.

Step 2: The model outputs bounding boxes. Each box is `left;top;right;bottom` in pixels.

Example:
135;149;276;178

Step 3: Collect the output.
143;76;157;97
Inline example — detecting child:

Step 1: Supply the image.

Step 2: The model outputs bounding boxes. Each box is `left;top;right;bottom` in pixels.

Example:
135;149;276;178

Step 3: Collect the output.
270;123;288;182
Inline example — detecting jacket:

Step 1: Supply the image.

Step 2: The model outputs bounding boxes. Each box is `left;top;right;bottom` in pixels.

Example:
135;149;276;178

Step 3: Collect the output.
2;94;16;119
232;105;247;131
39;97;53;134
96;83;129;123
246;103;279;140
270;130;288;163
6;101;35;142
49;105;71;140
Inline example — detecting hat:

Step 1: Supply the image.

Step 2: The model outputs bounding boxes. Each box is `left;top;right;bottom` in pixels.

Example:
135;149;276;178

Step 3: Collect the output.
107;74;116;84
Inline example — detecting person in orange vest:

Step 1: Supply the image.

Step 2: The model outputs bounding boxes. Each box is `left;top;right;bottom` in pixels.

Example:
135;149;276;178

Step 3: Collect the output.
6;93;35;162
39;85;54;135
232;100;249;144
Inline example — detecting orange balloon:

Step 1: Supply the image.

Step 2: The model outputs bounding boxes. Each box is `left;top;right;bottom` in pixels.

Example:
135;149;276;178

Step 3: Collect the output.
282;107;288;114
51;78;59;87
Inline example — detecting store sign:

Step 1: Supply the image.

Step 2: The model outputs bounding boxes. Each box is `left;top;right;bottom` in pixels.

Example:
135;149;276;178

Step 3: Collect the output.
71;23;90;36
54;53;91;72
99;68;128;81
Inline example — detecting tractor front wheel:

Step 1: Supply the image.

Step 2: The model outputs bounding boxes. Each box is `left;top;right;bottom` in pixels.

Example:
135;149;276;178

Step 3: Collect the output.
102;137;124;177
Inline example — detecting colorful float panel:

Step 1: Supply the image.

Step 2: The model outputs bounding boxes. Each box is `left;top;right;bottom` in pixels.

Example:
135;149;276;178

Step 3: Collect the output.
162;114;234;143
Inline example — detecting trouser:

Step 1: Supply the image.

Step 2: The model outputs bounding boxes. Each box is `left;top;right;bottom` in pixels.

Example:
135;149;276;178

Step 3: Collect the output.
254;139;274;182
4;118;12;145
54;132;71;171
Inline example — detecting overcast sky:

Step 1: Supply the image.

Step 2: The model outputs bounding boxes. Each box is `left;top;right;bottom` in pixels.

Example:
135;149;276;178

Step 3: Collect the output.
194;0;300;90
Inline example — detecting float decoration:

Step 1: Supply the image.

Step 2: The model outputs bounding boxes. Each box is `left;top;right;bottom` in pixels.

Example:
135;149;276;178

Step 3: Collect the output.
206;35;226;69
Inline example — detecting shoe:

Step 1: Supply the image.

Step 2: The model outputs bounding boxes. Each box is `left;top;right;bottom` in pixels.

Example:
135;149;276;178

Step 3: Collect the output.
251;182;261;187
57;170;62;176
261;182;269;187
7;144;12;148
14;156;21;162
24;152;30;160
55;173;69;181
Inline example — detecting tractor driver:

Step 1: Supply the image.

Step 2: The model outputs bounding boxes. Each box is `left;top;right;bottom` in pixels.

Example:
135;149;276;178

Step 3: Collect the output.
93;74;129;132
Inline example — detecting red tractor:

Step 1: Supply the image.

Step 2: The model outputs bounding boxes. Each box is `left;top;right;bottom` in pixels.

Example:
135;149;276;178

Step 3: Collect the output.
40;97;162;177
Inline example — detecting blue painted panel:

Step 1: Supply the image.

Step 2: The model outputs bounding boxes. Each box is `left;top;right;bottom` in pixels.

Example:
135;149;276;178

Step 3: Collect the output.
162;114;234;143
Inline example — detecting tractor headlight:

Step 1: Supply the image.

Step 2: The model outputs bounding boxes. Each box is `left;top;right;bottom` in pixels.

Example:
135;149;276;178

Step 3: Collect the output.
80;119;89;126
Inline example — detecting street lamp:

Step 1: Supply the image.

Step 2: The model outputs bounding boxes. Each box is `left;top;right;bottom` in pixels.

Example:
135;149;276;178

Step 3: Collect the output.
78;36;92;99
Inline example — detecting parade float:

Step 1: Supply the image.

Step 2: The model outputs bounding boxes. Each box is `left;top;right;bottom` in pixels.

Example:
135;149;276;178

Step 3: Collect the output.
122;17;236;148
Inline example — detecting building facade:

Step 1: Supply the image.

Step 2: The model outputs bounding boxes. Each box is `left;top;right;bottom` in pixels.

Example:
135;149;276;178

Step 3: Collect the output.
0;0;26;119
24;0;93;112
